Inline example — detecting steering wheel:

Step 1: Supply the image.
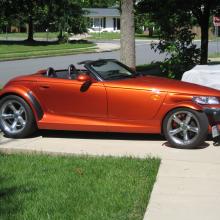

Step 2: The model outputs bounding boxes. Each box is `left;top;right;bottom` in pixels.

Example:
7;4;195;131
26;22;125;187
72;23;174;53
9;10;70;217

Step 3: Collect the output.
46;67;56;78
68;64;78;79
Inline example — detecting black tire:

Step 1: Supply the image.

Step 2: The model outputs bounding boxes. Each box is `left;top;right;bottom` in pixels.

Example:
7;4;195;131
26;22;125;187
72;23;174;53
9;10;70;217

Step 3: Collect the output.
0;95;37;138
163;108;209;149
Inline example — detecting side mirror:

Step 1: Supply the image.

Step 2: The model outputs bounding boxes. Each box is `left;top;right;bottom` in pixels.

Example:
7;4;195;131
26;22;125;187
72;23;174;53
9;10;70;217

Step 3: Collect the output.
76;73;91;82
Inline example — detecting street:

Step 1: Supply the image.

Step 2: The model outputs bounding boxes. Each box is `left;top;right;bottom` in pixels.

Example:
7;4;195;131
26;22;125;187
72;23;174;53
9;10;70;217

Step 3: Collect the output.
0;40;219;85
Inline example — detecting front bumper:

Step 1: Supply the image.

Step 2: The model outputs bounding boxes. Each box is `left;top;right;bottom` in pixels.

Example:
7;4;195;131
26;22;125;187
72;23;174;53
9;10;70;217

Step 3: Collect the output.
204;108;220;138
204;108;220;123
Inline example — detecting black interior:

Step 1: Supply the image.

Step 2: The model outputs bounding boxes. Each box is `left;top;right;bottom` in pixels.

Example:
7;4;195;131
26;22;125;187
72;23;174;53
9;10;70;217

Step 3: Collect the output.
44;66;89;80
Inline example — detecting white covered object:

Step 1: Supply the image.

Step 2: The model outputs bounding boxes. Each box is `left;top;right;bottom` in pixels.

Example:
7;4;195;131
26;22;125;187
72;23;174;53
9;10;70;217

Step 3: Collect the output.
182;65;220;90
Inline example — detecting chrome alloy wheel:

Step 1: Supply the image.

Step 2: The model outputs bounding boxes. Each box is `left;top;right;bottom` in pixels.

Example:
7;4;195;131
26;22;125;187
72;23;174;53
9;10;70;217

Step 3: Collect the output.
0;100;27;134
167;110;200;146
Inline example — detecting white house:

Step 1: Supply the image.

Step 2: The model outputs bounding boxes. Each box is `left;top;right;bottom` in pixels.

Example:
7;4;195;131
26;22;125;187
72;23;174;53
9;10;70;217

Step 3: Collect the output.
83;8;120;32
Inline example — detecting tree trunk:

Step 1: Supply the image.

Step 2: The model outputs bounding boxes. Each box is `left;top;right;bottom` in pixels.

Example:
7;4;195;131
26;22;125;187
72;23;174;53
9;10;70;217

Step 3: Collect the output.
200;5;210;64
200;24;209;64
120;0;136;68
58;28;63;39
27;15;34;42
149;27;153;37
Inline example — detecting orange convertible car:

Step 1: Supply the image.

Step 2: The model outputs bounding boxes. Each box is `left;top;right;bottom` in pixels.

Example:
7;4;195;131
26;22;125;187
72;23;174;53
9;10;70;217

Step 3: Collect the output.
0;59;220;148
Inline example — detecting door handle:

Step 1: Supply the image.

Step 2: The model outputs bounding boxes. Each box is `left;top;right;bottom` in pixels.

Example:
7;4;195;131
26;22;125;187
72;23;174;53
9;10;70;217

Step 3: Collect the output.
39;85;50;89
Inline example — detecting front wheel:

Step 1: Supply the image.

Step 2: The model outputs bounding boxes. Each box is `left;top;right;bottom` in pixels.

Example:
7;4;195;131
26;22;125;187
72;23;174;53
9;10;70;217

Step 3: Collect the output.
163;108;209;148
0;95;37;138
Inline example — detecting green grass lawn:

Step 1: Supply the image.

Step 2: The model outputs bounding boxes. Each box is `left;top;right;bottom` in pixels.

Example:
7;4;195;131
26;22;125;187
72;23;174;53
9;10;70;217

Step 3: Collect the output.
209;52;220;58
0;31;121;41
0;154;160;220
0;32;59;40
0;41;96;61
87;32;158;40
88;32;121;40
0;32;159;41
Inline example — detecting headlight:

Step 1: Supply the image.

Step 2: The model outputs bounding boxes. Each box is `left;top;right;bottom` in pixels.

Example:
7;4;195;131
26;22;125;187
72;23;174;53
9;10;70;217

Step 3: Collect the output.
192;96;220;105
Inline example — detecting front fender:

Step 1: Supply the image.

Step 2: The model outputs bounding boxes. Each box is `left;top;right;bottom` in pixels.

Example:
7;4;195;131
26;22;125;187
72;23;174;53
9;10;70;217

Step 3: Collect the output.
156;100;203;124
159;101;203;118
168;101;203;111
0;86;43;120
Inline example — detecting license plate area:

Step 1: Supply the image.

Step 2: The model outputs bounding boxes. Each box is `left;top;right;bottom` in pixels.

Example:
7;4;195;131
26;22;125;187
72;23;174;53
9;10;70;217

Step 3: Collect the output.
212;125;220;138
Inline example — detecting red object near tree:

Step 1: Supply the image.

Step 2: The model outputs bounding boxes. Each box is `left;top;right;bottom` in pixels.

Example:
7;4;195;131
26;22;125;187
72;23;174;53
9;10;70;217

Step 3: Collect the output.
213;16;220;27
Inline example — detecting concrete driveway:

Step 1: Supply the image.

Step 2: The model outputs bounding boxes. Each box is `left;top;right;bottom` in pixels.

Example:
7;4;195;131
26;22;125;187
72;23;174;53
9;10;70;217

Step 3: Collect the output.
0;131;220;220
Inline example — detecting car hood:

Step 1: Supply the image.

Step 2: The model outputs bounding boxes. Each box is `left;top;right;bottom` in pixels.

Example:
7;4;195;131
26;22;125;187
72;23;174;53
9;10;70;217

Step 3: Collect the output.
104;75;220;96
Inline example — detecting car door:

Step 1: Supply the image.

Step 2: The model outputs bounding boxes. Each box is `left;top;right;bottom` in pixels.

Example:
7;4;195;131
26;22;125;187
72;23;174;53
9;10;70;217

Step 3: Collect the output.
34;77;107;119
104;82;166;121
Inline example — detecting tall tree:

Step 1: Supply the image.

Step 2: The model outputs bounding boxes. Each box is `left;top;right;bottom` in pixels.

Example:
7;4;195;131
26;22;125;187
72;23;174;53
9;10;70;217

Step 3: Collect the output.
2;0;48;42
188;0;220;64
0;0;16;31
1;0;87;42
138;0;220;64
49;0;87;40
120;0;136;68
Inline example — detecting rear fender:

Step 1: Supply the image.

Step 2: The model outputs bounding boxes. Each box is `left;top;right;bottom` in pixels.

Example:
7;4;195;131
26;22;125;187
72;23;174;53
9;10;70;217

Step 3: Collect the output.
0;86;43;121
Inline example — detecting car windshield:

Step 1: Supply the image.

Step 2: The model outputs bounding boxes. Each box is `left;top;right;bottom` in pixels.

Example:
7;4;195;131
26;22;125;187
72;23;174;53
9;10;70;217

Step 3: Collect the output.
88;60;138;80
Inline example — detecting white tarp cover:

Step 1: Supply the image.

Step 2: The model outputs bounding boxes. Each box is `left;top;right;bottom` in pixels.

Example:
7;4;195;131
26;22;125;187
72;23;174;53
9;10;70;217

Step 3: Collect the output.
182;65;220;90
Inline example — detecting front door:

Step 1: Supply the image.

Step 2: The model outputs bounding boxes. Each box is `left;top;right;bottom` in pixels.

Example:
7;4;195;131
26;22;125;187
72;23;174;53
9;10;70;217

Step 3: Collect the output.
34;77;107;119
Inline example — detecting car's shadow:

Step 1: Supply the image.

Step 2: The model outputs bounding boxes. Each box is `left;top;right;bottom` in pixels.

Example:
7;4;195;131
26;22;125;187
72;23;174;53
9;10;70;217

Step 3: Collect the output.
30;130;211;150
36;130;165;141
163;141;210;150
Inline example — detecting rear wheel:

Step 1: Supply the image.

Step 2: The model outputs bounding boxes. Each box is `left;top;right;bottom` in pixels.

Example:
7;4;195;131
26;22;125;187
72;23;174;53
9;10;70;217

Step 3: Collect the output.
0;95;37;138
163;108;209;148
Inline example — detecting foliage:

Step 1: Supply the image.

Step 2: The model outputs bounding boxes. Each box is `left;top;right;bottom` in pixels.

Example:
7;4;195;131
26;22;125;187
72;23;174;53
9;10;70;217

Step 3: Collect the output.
134;11;155;35
0;0;87;41
0;0;15;30
184;0;220;64
137;0;220;69
137;0;200;78
135;14;145;34
79;0;119;8
49;0;87;42
1;0;51;41
153;28;200;79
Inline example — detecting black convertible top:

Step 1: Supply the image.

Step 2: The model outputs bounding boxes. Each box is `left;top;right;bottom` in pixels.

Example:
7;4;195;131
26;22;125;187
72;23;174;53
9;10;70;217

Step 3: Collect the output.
78;59;117;65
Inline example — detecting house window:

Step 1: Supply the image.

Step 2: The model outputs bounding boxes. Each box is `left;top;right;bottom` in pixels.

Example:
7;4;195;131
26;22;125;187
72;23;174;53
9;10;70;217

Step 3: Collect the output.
89;18;93;28
92;18;105;28
113;18;120;30
103;17;106;28
113;18;116;30
94;18;100;28
117;18;120;30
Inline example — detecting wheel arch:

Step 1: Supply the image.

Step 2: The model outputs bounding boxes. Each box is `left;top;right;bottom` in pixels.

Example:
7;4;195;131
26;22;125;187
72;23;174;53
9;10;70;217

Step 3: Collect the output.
0;87;43;121
160;102;204;134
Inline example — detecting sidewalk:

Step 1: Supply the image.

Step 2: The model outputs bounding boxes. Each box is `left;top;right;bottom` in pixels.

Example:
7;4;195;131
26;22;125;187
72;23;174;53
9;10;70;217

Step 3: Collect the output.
0;132;220;220
96;42;120;52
